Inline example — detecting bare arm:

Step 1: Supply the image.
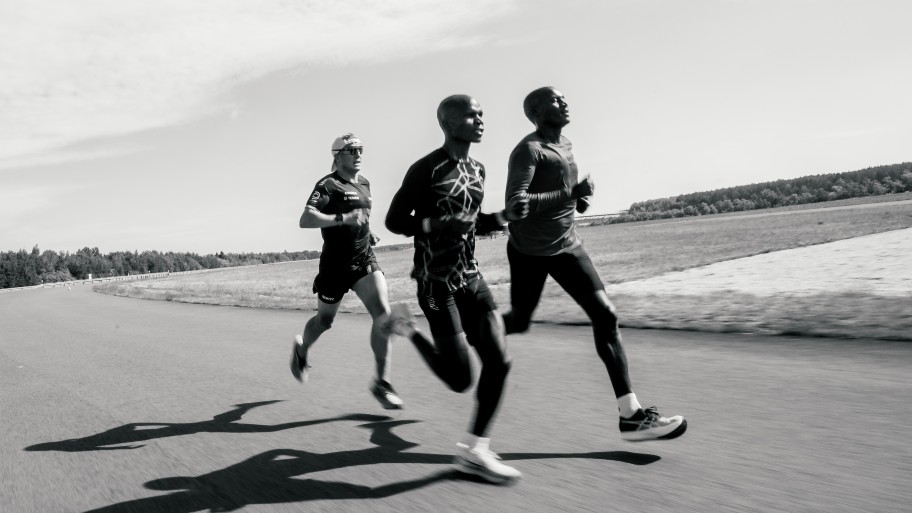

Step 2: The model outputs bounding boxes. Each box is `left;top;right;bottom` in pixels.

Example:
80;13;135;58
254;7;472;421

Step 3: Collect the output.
299;206;365;229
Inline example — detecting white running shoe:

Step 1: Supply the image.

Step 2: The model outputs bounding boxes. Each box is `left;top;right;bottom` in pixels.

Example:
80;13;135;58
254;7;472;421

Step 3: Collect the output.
384;302;416;337
289;334;310;383
619;406;687;441
370;379;404;410
453;440;522;484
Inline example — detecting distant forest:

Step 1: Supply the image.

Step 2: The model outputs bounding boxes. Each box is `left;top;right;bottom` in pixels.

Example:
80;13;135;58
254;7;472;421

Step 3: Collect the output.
608;162;912;224
3;162;910;289
0;248;321;289
0;242;416;290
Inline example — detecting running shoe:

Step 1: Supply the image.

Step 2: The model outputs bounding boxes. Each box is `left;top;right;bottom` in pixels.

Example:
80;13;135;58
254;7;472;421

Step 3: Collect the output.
383;302;416;337
289;334;310;383
370;378;404;410
619;406;687;441
453;441;522;484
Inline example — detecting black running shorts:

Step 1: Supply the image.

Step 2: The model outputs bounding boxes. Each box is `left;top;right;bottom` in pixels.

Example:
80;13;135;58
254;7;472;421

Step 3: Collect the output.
312;253;381;304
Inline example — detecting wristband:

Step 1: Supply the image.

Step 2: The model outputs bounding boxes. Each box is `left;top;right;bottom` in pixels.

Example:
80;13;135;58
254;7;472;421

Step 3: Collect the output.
495;210;507;226
421;218;432;233
335;213;344;225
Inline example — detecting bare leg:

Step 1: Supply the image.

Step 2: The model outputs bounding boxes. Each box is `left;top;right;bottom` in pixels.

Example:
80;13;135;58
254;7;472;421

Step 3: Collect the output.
351;270;393;382
300;298;341;356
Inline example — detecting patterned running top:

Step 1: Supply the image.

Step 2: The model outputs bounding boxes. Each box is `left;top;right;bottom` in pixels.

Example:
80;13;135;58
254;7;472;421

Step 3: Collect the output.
386;148;502;294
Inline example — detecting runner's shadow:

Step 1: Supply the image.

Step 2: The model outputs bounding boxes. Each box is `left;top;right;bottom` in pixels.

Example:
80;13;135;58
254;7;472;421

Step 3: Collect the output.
81;419;459;513
80;418;661;512
501;451;661;465
24;400;388;452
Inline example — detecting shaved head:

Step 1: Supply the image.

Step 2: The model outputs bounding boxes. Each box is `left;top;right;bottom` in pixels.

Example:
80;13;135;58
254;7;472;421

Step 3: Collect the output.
523;86;558;123
437;94;475;130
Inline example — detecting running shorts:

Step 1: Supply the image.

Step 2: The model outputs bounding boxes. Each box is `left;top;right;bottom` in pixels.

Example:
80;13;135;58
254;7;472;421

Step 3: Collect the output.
312;252;381;304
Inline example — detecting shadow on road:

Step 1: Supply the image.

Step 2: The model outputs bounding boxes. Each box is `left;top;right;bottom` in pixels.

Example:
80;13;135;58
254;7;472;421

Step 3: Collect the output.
24;400;388;452
502;451;660;466
75;416;661;512
80;418;456;512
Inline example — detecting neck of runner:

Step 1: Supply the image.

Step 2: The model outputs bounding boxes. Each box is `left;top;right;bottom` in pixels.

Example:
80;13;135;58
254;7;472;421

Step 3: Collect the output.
442;139;472;163
536;125;562;144
336;168;359;183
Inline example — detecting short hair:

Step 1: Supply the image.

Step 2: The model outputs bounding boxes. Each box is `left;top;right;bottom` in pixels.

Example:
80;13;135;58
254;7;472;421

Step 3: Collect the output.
437;94;474;129
523;86;557;123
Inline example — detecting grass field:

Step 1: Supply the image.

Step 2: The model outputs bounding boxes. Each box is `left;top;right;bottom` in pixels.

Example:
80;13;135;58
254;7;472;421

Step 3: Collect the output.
95;195;912;341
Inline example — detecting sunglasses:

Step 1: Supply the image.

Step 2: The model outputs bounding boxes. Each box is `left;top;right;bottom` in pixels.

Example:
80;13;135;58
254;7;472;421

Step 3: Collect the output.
336;147;364;156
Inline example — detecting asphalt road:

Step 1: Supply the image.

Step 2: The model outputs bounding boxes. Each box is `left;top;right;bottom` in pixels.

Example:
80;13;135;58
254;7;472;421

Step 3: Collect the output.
2;285;909;512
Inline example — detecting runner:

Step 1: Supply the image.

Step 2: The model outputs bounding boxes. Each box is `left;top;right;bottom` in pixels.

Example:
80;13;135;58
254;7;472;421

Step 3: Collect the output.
384;94;528;483
290;133;403;411
502;86;687;441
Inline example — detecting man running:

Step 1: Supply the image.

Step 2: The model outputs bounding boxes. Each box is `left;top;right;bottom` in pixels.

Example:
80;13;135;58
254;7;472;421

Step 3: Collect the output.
290;133;403;410
502;86;687;441
384;95;528;484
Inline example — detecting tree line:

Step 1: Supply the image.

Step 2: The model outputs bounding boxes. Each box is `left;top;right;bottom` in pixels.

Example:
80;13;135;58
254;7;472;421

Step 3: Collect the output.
5;162;909;288
607;162;912;224
0;247;321;289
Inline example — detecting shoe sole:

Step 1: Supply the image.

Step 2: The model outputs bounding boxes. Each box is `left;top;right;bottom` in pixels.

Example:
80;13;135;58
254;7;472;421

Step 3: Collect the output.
622;418;688;442
453;457;520;484
375;400;404;410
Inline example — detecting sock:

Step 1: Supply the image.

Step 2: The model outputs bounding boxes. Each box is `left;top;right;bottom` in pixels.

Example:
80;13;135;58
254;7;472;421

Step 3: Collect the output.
618;393;642;418
460;433;481;449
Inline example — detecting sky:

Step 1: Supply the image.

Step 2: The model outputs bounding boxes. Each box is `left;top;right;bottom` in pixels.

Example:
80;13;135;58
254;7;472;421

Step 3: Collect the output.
2;0;910;254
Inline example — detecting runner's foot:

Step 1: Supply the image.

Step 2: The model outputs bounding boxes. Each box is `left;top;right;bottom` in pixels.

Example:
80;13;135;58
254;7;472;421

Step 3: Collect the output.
383;302;416;337
370;378;404;410
619;406;687;441
453;440;522;484
289;334;310;383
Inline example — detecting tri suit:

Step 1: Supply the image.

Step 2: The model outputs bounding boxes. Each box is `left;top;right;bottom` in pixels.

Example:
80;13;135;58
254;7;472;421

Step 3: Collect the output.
306;171;380;304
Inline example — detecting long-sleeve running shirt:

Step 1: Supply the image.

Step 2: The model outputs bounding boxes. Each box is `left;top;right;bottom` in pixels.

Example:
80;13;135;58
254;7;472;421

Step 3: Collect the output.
386;147;503;294
504;132;583;256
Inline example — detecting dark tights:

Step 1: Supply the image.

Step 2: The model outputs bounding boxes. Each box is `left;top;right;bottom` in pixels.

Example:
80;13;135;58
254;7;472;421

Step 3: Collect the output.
410;280;511;437
503;243;633;398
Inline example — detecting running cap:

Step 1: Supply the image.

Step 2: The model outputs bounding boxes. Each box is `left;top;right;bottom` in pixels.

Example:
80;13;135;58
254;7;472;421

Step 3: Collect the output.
330;133;363;171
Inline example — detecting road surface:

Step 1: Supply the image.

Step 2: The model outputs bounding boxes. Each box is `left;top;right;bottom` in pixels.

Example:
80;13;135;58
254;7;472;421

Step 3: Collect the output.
2;285;909;512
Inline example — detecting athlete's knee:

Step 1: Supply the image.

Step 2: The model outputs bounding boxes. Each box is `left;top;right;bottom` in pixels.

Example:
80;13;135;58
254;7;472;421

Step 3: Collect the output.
593;309;618;332
313;312;335;331
587;294;619;327
372;311;391;330
445;367;473;393
492;357;512;381
502;310;531;334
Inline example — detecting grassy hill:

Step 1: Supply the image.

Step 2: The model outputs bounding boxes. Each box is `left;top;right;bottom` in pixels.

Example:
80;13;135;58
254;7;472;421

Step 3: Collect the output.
94;195;912;341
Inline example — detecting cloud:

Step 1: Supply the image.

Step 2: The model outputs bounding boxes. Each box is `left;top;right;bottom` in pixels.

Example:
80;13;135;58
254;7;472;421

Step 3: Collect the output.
0;0;516;168
0;183;87;222
810;129;877;140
